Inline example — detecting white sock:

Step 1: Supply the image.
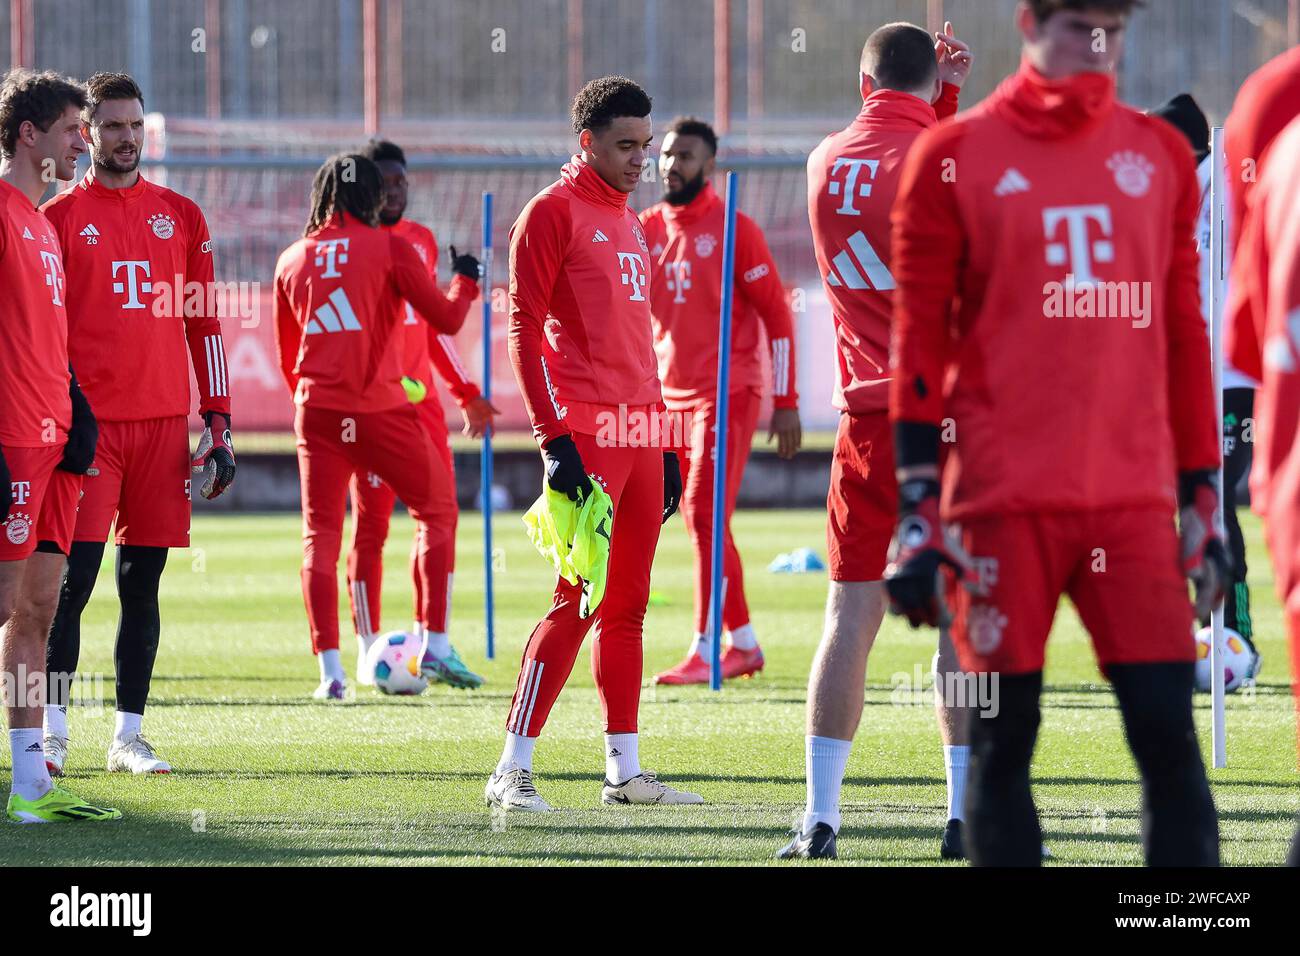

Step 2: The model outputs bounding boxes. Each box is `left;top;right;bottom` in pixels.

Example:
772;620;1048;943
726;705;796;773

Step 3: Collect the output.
357;632;376;655
944;744;970;822
319;649;345;683
803;735;851;834
114;711;142;744
605;733;641;784
45;704;68;740
687;632;707;659
9;728;52;800
727;622;758;650
423;630;452;659
496;732;536;775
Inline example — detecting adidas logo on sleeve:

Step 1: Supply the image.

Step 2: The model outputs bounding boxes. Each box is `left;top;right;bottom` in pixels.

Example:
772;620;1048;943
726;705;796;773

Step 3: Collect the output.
592;229;609;243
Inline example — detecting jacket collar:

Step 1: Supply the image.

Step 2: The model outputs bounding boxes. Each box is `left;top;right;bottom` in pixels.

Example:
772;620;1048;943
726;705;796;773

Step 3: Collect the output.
660;181;720;226
991;58;1116;139
561;154;631;211
79;171;150;202
849;88;940;133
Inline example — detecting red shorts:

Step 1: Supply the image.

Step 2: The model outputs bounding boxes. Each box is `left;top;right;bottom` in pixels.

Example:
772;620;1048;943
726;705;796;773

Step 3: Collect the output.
826;412;897;581
74;416;192;548
1;444;82;560
950;508;1195;675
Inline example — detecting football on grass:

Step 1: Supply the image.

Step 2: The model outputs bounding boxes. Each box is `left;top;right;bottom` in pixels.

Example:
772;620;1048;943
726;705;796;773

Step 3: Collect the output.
365;632;429;696
1194;626;1255;694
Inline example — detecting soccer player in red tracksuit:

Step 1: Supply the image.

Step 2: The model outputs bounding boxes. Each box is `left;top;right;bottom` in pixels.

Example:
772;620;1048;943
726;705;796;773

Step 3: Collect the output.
885;0;1227;867
41;73;234;777
778;21;975;863
0;69;119;823
345;139;498;691
1223;47;1300;867
273;153;479;700
643;116;803;686
485;76;703;812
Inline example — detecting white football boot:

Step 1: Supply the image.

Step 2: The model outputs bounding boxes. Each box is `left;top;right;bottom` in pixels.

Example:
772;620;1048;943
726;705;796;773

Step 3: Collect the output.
44;734;68;777
601;771;704;805
485;768;553;812
312;678;347;700
106;732;172;774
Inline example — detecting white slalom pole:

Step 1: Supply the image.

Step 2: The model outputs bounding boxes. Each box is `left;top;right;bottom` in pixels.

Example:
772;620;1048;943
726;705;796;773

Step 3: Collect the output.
1209;127;1227;768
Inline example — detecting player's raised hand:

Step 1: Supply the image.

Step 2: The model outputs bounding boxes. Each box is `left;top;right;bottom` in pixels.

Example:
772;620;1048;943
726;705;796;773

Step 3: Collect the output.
883;476;972;628
1178;471;1232;621
191;411;237;500
461;395;501;438
935;21;973;89
449;245;481;280
768;407;802;460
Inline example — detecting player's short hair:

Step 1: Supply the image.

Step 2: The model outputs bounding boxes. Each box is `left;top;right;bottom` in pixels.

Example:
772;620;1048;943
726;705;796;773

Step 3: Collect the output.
665;116;718;157
859;22;938;94
1024;0;1145;21
0;68;86;158
361;138;406;167
83;71;144;121
570;75;652;136
304;152;384;236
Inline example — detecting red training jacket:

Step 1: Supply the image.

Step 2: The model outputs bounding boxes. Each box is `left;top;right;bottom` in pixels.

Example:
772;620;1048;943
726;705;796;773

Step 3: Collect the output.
640;182;798;411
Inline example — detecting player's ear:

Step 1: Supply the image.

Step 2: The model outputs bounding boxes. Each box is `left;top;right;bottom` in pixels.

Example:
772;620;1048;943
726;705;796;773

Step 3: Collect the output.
859;71;873;101
578;128;594;154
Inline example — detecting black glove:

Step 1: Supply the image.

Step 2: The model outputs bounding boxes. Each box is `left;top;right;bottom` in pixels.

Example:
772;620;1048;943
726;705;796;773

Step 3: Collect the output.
191;411;237;499
59;372;98;475
883;477;970;628
542;434;591;502
0;445;11;517
662;451;682;523
449;245;481;280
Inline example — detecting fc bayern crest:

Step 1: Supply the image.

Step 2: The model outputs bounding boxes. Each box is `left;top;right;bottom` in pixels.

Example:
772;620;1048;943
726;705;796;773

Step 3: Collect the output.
1105;151;1155;198
967;604;1008;654
5;512;31;545
148;213;176;240
694;233;718;258
632;224;648;253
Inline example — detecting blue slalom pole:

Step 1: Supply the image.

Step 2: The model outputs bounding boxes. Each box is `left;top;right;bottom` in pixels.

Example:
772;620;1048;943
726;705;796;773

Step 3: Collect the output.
708;172;740;691
481;191;496;660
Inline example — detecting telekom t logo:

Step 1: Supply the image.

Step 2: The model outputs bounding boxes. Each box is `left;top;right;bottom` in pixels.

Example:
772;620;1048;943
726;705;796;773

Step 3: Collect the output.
827;157;881;216
39;251;64;306
112;260;153;309
665;260;691;304
314;238;350;278
9;481;30;505
618;252;647;302
1043;204;1114;285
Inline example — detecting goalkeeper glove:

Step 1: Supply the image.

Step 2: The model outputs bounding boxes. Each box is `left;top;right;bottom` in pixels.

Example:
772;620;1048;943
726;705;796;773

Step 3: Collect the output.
191;411;236;500
1179;470;1232;621
58;372;98;475
542;434;591;502
449;245;481;280
402;375;428;404
883;477;970;628
662;452;682;523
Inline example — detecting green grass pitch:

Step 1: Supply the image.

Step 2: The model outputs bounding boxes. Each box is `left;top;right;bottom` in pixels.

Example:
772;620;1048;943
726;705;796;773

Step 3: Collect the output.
1;508;1295;865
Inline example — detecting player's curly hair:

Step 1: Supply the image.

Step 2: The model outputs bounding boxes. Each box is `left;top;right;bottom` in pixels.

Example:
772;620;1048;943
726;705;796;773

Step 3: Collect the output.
666;116;718;156
304;152;384;236
0;68;86;159
570;75;652;135
361;138;405;166
1025;0;1145;20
